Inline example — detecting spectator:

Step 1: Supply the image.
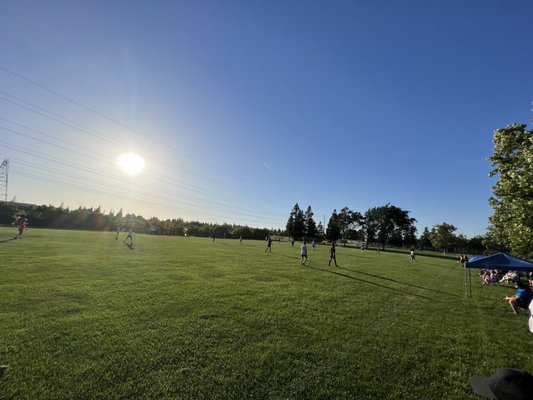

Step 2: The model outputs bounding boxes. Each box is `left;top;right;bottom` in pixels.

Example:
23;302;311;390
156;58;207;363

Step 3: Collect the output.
504;280;533;315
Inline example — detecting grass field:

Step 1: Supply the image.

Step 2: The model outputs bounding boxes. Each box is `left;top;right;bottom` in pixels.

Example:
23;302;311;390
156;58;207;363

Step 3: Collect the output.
0;227;531;399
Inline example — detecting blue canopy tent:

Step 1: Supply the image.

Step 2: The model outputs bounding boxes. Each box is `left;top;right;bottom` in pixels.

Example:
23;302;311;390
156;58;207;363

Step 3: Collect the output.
464;252;533;297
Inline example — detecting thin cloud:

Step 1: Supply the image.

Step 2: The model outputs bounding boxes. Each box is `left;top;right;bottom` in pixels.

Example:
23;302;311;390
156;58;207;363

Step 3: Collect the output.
263;162;273;171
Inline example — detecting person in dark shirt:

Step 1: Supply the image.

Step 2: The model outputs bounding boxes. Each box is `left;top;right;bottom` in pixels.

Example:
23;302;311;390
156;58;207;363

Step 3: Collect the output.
329;241;337;267
265;236;272;253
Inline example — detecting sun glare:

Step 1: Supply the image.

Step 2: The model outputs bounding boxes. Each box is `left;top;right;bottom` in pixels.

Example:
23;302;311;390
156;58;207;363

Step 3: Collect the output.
117;153;145;175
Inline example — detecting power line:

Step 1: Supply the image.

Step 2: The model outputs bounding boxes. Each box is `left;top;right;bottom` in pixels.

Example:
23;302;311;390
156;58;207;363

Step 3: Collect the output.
0;123;286;215
0;66;291;201
0;92;288;206
0;65;293;227
2;147;287;222
9;168;278;226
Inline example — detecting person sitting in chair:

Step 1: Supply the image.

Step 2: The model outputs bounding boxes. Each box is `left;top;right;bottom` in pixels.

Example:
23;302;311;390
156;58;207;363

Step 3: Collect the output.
500;270;519;284
482;269;499;285
504;280;533;315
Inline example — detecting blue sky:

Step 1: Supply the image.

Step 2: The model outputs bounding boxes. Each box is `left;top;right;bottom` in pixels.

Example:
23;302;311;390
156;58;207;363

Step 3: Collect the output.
1;0;532;237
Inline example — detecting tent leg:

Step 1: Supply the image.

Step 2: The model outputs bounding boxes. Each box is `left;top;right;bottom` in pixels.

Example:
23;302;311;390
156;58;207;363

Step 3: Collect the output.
464;264;468;298
464;265;467;297
464;264;472;301
468;267;472;299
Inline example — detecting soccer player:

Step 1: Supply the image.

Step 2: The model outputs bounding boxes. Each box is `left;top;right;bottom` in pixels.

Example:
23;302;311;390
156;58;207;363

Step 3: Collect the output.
300;241;308;266
410;249;416;262
265;236;272;252
329;241;337;267
14;217;28;239
13;217;28;239
115;226;121;240
123;228;134;247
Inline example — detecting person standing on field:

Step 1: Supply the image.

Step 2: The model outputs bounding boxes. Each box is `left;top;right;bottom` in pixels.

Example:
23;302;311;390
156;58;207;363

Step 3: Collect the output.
410;249;416;262
265;236;272;252
329;241;337;267
115;226;121;240
300;241;308;266
14;217;28;239
123;228;134;247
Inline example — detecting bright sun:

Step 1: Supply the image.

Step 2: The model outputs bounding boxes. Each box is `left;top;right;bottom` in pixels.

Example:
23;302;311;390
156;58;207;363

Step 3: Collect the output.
117;153;145;175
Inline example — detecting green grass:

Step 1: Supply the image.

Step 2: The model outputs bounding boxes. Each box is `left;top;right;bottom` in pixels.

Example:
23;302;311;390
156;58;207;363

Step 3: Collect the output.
0;228;531;399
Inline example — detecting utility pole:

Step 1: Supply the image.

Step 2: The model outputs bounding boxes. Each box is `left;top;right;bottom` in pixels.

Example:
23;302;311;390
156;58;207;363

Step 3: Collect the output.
0;159;8;202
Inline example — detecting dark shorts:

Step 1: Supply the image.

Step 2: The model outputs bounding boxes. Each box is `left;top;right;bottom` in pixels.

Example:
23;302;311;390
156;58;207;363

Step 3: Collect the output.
517;298;532;309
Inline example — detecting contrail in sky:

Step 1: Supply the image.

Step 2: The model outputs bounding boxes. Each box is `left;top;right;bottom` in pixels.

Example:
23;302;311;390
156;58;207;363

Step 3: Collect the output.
263;162;273;171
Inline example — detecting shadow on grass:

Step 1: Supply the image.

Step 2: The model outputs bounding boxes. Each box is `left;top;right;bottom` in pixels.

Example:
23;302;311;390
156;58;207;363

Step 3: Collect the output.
265;253;455;299
0;237;16;243
306;265;441;302
348;269;458;298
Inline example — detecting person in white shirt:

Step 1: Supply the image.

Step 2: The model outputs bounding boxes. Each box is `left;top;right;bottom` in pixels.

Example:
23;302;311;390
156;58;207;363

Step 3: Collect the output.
300;241;308;266
123;228;134;247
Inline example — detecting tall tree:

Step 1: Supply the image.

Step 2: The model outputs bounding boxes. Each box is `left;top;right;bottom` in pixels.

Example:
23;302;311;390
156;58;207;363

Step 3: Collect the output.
304;206;318;240
402;225;418;248
455;234;469;252
486;124;533;257
286;203;305;240
316;221;325;240
467;235;486;255
363;204;417;249
429;223;457;254
286;204;296;239
482;226;510;253
326;209;341;241
337;207;363;241
419;227;432;249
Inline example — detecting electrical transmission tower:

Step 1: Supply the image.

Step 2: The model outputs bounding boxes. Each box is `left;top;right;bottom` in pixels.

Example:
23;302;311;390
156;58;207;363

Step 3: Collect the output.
0;159;8;202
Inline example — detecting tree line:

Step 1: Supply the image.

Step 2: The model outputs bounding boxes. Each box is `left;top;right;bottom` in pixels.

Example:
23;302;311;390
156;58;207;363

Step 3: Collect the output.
285;203;486;254
285;203;416;249
0;198;493;255
0;201;279;241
